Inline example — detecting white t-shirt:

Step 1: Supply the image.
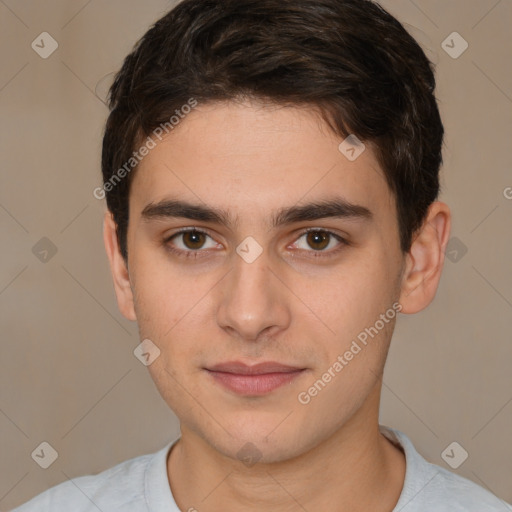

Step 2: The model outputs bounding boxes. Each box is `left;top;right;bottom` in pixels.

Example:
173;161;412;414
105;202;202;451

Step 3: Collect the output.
11;425;512;511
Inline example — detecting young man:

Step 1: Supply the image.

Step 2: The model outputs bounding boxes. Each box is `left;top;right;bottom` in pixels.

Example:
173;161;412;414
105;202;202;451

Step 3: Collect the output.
13;0;511;510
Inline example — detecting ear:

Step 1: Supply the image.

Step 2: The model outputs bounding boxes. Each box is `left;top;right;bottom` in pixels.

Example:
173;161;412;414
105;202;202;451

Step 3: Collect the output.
103;211;137;321
398;201;451;314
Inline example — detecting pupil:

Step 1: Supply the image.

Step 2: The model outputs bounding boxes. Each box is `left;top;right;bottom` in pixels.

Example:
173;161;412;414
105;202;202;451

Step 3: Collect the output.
308;231;329;250
185;231;204;249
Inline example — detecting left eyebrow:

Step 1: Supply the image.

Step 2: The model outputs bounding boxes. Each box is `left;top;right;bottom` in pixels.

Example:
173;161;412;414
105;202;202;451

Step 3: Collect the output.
272;198;373;227
140;197;373;229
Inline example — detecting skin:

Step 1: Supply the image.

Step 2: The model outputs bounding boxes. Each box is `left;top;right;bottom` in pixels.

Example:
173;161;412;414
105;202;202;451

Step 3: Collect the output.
104;99;451;512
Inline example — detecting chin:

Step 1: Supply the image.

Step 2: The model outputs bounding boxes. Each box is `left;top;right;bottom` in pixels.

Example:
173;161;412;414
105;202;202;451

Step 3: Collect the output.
209;419;310;465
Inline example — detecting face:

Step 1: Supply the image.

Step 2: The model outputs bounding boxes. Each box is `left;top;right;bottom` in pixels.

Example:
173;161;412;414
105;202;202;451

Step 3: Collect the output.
113;100;409;463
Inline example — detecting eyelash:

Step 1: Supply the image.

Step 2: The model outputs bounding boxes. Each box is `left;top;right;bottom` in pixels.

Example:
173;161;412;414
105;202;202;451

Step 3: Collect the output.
163;227;348;260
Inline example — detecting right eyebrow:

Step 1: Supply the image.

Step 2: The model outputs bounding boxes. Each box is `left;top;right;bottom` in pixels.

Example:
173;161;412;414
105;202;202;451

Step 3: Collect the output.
141;199;235;227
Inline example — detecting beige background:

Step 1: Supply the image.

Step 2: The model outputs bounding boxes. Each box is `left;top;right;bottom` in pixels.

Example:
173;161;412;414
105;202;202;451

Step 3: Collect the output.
1;0;511;509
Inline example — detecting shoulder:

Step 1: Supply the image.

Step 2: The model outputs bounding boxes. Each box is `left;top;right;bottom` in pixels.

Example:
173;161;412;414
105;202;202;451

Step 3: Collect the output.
416;463;512;512
380;425;512;512
11;444;171;512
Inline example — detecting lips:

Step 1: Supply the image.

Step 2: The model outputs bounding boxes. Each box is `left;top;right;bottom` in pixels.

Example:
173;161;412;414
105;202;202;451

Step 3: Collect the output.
207;361;303;375
204;361;306;395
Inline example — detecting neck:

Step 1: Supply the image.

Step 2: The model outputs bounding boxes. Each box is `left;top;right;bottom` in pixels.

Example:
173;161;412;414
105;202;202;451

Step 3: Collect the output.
167;378;405;512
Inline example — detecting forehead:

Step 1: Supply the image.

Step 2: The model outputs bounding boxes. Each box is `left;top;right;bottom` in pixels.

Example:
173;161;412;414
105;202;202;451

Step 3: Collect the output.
129;101;393;224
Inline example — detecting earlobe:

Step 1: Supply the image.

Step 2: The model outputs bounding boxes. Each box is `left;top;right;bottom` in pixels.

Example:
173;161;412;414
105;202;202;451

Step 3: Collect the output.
398;201;451;314
103;211;137;321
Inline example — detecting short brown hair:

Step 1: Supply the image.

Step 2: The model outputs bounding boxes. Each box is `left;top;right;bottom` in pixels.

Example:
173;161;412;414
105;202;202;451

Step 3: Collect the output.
101;0;444;261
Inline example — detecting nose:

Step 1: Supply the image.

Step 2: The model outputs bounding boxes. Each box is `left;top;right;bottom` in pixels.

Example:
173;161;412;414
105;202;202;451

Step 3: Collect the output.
216;247;291;343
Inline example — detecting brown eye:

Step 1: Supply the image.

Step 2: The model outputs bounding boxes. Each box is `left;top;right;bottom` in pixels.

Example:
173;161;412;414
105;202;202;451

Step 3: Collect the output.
291;229;347;257
165;229;218;255
306;230;330;251
182;230;207;250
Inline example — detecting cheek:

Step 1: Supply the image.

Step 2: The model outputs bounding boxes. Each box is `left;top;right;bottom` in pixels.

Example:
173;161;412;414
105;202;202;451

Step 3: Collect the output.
302;256;396;338
130;261;214;373
130;251;196;332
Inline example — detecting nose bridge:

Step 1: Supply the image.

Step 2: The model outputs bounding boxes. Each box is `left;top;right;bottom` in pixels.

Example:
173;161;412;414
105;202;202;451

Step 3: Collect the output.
216;244;290;341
